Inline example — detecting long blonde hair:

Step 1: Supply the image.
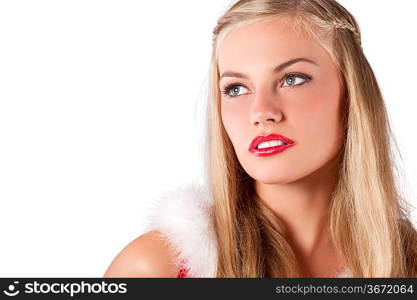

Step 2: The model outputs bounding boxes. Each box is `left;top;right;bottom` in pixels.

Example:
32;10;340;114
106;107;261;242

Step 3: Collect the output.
203;0;417;277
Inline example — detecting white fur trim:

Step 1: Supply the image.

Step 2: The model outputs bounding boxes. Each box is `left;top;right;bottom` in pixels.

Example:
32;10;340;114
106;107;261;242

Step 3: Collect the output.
142;182;352;278
335;266;353;278
142;182;217;277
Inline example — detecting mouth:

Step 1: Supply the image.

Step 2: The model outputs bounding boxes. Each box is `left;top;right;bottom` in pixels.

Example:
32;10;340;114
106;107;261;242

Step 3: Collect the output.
249;133;296;156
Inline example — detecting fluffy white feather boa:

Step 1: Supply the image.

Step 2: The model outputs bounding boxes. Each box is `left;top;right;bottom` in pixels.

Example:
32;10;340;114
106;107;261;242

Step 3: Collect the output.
143;182;352;278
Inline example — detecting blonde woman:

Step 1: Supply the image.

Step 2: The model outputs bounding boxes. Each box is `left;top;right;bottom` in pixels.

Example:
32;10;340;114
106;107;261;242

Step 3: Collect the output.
104;0;417;278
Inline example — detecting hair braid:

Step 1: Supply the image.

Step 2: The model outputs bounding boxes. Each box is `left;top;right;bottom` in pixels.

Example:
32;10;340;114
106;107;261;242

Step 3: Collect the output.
328;20;362;49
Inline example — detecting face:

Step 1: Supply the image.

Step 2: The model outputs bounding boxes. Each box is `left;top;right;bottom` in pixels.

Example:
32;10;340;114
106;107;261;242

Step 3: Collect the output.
218;17;345;184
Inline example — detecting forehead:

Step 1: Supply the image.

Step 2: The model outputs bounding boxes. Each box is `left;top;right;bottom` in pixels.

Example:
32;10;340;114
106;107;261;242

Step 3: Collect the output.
217;17;329;73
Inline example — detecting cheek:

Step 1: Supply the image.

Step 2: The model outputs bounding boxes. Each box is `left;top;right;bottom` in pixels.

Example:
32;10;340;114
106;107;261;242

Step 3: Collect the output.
221;101;247;143
291;83;344;156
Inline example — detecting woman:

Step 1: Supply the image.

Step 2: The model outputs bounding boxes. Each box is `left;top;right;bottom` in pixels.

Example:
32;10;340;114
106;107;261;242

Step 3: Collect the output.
104;0;417;278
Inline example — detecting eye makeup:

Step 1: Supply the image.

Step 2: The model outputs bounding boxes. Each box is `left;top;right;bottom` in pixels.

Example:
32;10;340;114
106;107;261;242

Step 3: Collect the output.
220;72;312;98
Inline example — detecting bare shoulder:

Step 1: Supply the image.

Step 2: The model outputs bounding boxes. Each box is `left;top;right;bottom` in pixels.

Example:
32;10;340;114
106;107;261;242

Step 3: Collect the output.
103;230;179;278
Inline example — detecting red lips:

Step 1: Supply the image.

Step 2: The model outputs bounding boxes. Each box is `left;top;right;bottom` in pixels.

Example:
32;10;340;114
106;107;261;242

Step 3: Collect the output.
249;134;295;151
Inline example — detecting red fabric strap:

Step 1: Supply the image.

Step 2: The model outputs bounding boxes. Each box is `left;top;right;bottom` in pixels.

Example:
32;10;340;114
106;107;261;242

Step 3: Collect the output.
176;258;189;278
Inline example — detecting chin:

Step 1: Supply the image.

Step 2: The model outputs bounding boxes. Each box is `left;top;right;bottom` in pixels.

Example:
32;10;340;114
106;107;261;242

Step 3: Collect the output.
246;169;299;185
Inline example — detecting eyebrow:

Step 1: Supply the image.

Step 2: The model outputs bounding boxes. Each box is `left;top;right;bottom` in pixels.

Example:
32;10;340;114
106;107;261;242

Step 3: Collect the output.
219;57;318;80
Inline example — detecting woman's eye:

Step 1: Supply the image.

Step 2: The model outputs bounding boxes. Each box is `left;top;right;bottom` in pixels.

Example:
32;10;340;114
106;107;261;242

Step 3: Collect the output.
222;74;310;98
282;74;309;87
223;85;248;98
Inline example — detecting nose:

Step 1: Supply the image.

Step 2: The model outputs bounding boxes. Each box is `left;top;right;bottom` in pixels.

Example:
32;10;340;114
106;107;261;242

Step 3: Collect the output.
250;91;283;126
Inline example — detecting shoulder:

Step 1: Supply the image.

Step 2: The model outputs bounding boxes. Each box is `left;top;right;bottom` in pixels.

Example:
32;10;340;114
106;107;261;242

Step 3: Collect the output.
103;230;180;278
141;182;218;277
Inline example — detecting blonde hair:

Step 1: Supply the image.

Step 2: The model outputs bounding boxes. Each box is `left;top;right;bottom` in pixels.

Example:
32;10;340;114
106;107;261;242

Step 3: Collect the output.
203;0;417;277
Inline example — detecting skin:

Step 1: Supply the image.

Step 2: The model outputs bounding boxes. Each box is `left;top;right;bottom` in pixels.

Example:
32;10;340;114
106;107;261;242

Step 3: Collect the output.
103;230;179;278
218;17;346;277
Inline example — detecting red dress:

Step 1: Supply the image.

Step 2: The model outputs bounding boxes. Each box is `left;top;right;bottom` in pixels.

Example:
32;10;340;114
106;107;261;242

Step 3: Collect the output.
176;266;188;278
176;259;189;278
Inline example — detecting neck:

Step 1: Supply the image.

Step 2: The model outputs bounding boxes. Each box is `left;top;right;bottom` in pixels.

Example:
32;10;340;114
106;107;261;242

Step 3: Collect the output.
254;155;340;258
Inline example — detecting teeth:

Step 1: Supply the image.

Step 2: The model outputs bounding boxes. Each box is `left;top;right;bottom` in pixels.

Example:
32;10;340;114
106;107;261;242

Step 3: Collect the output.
257;140;286;149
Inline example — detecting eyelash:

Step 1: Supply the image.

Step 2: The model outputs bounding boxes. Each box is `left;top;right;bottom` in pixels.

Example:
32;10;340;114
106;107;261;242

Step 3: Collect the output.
220;72;312;98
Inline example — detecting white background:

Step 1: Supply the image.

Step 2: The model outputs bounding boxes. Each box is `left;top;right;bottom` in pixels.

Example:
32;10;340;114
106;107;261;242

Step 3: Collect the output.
0;0;416;276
